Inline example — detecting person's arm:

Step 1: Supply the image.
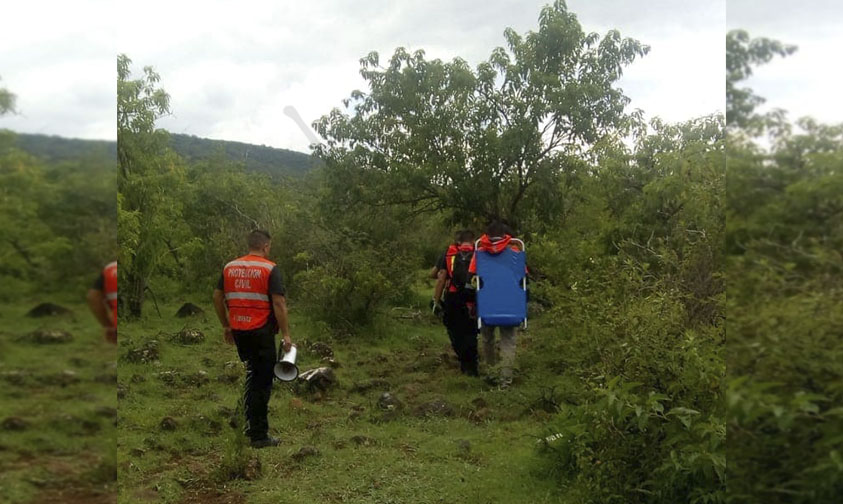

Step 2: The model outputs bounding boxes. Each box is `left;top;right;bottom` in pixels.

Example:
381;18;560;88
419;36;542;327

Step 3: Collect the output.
87;288;116;343
87;289;110;327
272;294;292;353
213;288;233;344
433;269;447;303
429;265;439;279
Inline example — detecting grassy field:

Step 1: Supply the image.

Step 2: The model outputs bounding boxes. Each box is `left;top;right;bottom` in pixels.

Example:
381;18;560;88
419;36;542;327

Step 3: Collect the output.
0;297;118;504
117;280;581;503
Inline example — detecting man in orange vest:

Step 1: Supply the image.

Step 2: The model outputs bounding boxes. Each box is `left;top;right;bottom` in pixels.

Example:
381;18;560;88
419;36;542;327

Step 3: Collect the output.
213;230;292;448
432;229;479;376
87;261;117;344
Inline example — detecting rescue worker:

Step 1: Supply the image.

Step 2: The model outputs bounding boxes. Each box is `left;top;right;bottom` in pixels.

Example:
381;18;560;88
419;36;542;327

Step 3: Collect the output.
429;230;462;280
87;260;117;344
469;221;524;388
212;230;292;448
432;229;479;376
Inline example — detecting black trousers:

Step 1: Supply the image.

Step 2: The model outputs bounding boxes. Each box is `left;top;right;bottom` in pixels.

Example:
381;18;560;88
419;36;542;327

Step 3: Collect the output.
233;323;277;441
442;293;479;376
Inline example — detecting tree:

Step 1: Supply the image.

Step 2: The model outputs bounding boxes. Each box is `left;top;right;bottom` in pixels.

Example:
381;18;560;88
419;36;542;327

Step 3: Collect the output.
726;30;796;132
313;0;648;228
117;54;185;317
0;76;15;116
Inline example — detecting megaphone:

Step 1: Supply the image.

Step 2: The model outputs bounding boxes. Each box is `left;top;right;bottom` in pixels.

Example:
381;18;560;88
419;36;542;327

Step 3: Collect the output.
273;344;298;382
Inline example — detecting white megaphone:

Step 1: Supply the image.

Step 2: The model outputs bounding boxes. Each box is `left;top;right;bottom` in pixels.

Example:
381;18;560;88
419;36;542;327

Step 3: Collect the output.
273;344;298;382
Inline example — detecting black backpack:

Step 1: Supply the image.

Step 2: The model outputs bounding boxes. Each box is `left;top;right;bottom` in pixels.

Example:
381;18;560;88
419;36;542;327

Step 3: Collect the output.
448;249;474;292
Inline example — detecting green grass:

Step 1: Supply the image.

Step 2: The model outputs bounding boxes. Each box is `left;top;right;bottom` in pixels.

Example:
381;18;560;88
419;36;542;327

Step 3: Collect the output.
117;280;579;503
0;297;118;503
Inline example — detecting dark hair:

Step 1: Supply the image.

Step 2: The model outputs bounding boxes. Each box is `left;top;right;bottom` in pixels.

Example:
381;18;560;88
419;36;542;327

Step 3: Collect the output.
457;229;475;243
248;229;271;250
486;219;515;238
485;220;506;238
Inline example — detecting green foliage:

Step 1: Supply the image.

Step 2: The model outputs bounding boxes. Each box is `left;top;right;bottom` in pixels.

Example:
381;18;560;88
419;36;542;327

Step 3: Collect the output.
726;32;843;503
0;131;115;297
314;0;648;227
532;116;725;502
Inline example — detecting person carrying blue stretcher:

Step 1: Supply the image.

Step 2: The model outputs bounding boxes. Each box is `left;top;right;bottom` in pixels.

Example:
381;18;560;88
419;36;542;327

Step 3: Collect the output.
469;221;528;389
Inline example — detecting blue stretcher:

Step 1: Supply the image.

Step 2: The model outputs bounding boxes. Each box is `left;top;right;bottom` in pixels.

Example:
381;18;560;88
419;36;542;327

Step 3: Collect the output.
474;238;527;329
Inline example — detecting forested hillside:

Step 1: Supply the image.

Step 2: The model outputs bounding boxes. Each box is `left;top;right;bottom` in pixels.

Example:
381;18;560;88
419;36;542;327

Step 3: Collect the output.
13;132;313;179
168;133;316;179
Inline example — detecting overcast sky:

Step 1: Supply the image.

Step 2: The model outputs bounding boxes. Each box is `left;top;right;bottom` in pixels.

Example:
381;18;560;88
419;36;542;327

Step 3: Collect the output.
728;0;843;126
4;1;729;149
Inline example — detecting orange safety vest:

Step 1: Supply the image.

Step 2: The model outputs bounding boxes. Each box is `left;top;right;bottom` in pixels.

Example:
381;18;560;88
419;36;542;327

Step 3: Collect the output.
222;254;275;330
103;261;118;327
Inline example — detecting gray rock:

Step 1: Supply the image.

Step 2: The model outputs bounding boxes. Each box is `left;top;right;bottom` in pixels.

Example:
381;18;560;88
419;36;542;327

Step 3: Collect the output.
298;367;336;391
27;329;73;344
377;392;403;411
172;328;205;345
126;340;160;363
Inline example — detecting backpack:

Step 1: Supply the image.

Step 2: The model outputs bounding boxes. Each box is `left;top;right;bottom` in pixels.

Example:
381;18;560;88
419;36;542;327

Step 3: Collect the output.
447;247;474;293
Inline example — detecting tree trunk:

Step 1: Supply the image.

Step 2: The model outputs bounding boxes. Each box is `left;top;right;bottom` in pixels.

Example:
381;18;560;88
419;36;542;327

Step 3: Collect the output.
126;268;145;318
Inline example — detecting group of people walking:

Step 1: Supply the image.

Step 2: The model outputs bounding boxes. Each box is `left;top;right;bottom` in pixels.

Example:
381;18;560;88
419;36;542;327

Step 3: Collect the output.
431;220;524;388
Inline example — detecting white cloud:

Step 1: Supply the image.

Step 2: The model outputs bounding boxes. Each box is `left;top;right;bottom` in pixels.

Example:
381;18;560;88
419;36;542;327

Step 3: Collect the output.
728;0;843;124
0;1;115;140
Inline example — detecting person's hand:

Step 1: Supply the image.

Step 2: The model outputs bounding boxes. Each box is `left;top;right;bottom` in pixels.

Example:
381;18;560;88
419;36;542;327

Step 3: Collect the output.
223;327;234;345
282;335;292;353
104;326;117;344
430;299;444;318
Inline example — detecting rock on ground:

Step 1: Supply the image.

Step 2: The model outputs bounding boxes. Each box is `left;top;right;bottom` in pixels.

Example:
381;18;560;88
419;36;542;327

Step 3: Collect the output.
377;392;403;411
412;398;455;418
171;328;205;345
26;329;73;344
175;303;205;318
125;340;160;363
298;367;336;391
26;303;72;318
160;416;178;431
1;417;28;431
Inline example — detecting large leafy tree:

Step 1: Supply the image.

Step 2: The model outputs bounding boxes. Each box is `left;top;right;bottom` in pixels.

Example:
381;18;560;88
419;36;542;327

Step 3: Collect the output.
117;54;186;317
314;0;648;227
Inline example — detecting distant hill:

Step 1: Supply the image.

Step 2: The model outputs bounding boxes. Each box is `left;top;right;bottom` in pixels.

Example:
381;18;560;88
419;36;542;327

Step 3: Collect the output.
168;133;318;178
11;132;318;178
13;133;116;162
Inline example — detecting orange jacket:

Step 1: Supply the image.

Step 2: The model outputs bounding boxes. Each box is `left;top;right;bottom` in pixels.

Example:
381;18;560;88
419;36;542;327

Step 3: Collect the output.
222;254;275;330
103;261;118;327
468;234;523;274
